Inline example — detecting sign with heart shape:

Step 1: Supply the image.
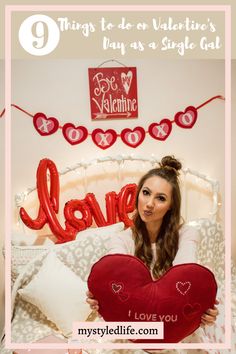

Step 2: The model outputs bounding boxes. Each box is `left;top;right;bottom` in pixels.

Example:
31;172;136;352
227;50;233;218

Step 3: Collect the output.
88;254;217;344
62;123;88;145
33;112;59;136
88;67;138;120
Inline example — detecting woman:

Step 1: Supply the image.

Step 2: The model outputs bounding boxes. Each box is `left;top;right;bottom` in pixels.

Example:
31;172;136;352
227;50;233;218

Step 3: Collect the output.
87;155;219;328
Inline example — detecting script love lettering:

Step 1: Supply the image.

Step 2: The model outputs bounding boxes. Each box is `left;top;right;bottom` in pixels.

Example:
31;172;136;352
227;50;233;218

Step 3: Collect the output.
20;159;137;243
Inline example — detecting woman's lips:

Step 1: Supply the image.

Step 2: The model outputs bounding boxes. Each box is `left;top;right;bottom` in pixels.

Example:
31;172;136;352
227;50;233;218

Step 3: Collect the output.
144;210;153;216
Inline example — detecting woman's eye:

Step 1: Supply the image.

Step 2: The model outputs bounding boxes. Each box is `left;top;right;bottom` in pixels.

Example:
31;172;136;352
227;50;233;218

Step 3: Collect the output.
142;189;149;196
157;196;166;202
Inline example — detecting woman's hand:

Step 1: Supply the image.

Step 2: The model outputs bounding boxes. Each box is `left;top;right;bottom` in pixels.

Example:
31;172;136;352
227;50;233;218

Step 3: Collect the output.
86;290;99;311
201;299;219;327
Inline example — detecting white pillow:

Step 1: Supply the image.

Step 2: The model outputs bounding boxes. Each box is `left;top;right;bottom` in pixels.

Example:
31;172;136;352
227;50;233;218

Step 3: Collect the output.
11;231;55;246
10;222;125;283
10;246;50;284
75;222;125;240
187;218;224;284
18;251;91;336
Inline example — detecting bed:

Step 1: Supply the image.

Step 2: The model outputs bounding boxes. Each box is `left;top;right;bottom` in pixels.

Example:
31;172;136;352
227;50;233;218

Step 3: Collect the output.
1;154;236;354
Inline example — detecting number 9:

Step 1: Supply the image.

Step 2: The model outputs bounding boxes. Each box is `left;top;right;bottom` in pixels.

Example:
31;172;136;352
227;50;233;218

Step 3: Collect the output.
32;21;48;49
19;14;60;56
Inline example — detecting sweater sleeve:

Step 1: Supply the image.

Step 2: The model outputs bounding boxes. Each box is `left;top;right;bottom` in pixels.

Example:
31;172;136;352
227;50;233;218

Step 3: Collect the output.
106;228;135;255
173;224;200;266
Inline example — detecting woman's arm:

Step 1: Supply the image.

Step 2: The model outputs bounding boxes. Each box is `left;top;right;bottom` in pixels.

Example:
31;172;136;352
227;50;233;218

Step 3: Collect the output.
174;224;219;327
106;227;134;255
86;228;134;311
201;299;219;326
173;224;200;266
86;290;99;311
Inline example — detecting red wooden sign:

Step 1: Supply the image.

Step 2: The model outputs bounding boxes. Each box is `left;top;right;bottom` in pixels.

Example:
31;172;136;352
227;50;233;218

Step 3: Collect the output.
88;67;138;120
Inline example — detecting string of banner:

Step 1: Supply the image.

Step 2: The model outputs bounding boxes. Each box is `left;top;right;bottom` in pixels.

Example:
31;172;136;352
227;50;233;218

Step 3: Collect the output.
0;95;224;149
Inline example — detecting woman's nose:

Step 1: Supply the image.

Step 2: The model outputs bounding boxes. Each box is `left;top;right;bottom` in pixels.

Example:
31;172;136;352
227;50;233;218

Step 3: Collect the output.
146;198;154;208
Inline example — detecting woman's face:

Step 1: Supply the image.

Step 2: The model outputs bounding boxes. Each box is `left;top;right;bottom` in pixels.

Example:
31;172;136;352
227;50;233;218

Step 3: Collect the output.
138;175;172;226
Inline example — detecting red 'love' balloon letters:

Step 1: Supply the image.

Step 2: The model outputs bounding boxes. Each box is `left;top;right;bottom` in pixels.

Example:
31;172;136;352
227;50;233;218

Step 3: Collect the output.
20;159;77;243
20;159;137;243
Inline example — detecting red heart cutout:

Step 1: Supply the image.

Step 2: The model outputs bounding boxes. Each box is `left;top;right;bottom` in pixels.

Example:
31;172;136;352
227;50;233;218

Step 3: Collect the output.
91;129;117;150
148;119;172;141
33;112;59;136
111;282;123;293
88;255;217;343
120;127;145;148
174;106;198;129
62;123;88;145
118;292;130;302
176;281;191;295
183;303;201;319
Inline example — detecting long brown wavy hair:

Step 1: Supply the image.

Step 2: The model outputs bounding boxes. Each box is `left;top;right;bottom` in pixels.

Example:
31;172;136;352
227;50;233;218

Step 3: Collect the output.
132;155;182;279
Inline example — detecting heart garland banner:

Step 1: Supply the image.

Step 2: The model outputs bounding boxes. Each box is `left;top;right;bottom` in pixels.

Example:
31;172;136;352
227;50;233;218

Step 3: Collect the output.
121;127;146;147
33;112;59;136
0;96;224;149
62;123;88;145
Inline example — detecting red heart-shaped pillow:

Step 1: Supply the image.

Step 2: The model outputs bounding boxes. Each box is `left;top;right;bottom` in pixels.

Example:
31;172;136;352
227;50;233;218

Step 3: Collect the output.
88;255;217;343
